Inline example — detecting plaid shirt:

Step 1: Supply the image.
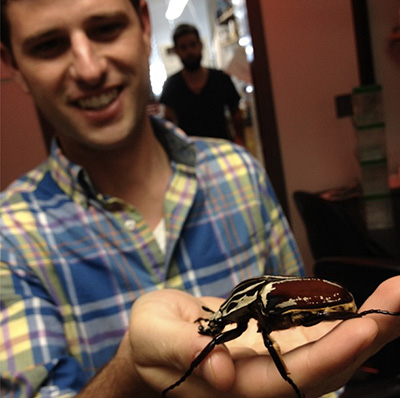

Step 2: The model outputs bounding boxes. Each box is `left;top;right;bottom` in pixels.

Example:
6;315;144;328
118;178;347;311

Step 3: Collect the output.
0;117;303;397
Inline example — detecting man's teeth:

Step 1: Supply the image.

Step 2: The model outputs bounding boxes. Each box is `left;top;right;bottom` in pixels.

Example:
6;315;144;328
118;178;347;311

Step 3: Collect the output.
78;89;119;110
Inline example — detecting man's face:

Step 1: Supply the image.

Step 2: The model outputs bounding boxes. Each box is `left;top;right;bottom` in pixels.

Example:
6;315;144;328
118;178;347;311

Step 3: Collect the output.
2;0;152;151
174;33;202;72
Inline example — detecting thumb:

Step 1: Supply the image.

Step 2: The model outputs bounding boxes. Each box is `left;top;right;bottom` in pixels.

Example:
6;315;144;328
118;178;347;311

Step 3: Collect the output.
193;338;236;392
158;320;237;393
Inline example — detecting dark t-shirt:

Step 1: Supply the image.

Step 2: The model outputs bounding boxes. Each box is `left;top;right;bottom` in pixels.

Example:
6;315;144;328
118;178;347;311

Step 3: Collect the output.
160;68;240;140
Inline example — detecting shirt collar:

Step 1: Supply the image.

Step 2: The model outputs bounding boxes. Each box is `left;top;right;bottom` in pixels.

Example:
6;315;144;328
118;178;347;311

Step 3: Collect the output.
48;116;197;208
151;116;196;167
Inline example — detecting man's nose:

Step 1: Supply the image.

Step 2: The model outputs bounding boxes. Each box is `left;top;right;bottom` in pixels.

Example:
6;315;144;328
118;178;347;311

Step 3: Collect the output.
68;33;107;85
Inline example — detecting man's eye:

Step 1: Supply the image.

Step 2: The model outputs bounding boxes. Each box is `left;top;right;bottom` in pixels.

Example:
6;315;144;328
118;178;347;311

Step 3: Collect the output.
30;38;69;59
90;22;125;41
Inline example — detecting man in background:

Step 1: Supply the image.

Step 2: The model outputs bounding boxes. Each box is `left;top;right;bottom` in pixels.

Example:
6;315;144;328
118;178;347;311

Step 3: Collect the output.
160;23;245;145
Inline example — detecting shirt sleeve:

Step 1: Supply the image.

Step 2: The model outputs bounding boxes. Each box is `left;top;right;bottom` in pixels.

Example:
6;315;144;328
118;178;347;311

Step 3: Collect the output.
159;76;176;108
221;71;241;113
0;243;86;397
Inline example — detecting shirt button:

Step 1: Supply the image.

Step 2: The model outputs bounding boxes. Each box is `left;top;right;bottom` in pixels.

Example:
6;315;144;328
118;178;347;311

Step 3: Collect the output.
124;219;136;231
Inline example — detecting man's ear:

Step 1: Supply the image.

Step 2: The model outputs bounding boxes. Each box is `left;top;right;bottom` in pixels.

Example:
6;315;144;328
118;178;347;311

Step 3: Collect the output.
138;0;152;49
1;43;30;93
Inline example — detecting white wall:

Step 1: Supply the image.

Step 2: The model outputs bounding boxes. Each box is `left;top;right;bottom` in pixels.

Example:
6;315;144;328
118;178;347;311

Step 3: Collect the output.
260;0;361;274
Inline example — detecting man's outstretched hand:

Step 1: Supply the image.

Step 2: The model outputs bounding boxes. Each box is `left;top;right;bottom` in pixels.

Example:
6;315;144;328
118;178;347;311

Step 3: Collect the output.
124;276;400;398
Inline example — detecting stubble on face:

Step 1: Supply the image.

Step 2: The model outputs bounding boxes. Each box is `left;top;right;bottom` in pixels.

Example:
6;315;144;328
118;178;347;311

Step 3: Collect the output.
181;54;202;72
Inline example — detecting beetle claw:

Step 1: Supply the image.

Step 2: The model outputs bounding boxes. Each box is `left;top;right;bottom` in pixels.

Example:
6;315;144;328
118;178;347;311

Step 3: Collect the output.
201;306;215;313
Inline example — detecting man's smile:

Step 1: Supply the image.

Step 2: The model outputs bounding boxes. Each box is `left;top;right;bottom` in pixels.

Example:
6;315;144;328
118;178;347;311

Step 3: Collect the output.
74;87;121;110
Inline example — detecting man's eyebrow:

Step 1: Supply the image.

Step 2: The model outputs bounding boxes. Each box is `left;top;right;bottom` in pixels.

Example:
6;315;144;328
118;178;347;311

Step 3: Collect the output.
88;11;128;22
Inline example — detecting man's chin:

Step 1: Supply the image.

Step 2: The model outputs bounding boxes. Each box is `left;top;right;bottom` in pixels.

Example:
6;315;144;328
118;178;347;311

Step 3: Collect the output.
182;59;202;72
186;67;201;72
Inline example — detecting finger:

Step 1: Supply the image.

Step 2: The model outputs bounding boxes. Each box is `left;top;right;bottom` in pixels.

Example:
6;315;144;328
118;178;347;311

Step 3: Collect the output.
136;323;237;394
197;344;236;392
228;317;378;398
358;276;400;343
130;290;236;393
130;290;208;366
303;317;378;397
360;276;400;313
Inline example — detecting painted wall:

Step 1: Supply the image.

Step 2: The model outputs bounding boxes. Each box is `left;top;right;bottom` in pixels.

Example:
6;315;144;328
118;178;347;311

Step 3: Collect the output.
259;0;399;274
259;0;361;274
1;68;47;191
368;0;400;174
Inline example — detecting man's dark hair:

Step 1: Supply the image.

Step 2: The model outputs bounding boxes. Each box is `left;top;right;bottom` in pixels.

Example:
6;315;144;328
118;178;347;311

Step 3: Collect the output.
172;23;200;47
0;0;140;51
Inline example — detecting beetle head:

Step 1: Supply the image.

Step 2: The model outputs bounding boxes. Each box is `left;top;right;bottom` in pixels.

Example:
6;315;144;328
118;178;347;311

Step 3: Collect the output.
198;311;226;336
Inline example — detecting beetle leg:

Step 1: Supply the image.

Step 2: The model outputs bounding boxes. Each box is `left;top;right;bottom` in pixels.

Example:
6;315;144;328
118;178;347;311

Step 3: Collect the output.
194;306;215;324
262;331;304;398
161;321;248;397
358;309;400;317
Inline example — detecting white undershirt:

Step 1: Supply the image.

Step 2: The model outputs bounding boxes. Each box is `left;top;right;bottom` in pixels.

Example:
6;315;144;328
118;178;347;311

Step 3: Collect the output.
153;218;166;254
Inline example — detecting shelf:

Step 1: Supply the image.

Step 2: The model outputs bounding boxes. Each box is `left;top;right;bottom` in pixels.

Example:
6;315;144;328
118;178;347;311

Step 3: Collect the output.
218;7;234;25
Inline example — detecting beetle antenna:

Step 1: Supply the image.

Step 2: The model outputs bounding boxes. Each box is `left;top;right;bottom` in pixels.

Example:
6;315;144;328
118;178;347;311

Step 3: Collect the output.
202;306;214;313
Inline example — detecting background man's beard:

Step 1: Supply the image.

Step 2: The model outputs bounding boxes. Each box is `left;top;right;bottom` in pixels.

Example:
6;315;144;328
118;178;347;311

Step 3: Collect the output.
182;56;202;71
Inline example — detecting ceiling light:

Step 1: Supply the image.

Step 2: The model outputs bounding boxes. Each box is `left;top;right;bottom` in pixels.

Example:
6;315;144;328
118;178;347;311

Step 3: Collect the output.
165;0;189;20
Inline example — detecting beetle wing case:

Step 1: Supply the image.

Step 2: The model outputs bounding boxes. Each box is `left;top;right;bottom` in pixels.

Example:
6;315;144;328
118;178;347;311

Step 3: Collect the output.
263;277;355;312
259;277;357;331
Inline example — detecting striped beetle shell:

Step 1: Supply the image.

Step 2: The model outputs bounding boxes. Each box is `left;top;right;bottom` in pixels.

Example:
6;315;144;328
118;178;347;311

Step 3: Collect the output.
200;275;357;336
